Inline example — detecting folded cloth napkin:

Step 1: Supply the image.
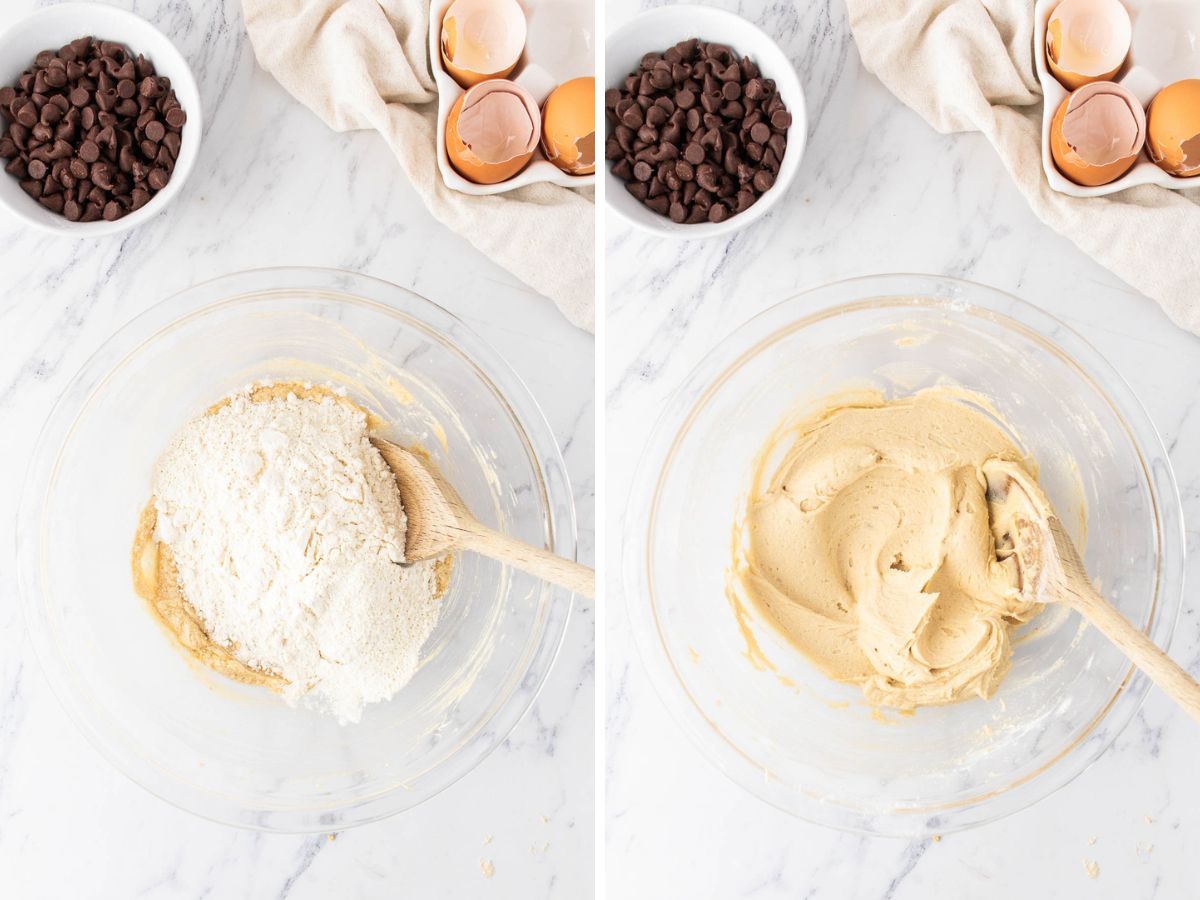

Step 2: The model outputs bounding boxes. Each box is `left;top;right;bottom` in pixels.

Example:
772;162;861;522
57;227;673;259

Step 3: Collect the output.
242;0;595;332
847;0;1200;335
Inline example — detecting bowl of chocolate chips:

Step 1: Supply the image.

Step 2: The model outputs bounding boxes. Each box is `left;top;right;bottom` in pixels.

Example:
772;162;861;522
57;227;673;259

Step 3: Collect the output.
0;3;201;236
604;5;806;238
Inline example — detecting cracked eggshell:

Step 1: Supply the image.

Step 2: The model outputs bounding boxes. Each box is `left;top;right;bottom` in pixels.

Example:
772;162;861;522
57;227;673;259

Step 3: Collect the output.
1050;81;1145;186
540;77;595;176
1046;0;1131;91
1147;79;1200;177
440;0;527;89
445;80;540;184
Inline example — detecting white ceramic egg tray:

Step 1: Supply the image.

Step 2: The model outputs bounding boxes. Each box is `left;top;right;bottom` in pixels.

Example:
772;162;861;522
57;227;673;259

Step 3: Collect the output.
429;0;595;195
1035;0;1200;197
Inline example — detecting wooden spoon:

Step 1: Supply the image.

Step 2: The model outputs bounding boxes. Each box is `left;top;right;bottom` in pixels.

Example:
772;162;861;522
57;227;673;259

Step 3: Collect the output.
984;460;1200;722
372;437;594;599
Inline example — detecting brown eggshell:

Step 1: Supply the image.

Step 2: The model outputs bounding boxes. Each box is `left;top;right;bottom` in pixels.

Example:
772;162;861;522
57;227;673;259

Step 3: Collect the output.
1045;0;1131;91
1049;83;1144;186
540;77;595;176
440;0;526;90
1147;79;1200;177
445;83;539;185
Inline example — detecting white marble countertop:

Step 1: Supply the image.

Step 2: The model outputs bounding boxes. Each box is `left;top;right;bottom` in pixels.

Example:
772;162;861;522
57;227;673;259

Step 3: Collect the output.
606;1;1200;897
0;1;594;897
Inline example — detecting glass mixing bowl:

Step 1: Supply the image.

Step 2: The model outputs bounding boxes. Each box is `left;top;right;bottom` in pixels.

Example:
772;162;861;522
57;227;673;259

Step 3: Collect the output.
625;274;1184;836
17;267;575;832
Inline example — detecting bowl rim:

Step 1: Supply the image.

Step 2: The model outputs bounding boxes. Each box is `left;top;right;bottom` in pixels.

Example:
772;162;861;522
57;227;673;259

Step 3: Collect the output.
623;272;1186;837
15;265;577;832
603;4;807;239
0;2;203;237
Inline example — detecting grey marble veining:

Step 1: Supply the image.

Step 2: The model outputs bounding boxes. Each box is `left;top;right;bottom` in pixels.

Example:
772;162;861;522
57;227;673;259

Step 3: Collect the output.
606;0;1200;897
0;1;594;897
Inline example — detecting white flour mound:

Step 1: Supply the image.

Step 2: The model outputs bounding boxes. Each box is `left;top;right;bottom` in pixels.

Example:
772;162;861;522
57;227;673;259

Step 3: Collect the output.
152;386;441;724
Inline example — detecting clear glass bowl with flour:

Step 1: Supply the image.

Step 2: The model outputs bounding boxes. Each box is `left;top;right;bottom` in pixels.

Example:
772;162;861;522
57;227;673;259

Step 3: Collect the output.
18;268;575;832
625;274;1184;836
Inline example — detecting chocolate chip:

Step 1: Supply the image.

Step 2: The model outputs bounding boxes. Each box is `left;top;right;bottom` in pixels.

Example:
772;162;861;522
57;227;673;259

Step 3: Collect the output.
90;160;112;189
695;163;719;193
645;195;669;216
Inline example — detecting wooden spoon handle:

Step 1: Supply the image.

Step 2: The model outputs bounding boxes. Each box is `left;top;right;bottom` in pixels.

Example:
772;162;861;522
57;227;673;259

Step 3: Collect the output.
458;522;595;599
1066;586;1200;723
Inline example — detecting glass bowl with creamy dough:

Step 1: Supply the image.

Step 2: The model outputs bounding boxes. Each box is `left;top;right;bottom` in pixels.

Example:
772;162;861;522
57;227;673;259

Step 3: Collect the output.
18;267;575;832
625;273;1184;836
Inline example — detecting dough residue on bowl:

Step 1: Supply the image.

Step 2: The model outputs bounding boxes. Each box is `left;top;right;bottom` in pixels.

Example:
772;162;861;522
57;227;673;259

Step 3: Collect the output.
132;382;452;723
731;388;1054;709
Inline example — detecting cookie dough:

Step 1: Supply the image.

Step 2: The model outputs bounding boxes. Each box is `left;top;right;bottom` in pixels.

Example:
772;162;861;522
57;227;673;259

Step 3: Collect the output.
732;389;1052;708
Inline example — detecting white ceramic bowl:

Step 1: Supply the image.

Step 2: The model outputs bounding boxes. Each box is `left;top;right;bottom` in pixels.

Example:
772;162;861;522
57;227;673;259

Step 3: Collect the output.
0;3;202;236
604;5;806;239
429;0;595;195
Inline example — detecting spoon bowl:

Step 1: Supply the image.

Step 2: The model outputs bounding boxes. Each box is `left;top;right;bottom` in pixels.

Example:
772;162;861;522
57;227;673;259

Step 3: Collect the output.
373;438;595;598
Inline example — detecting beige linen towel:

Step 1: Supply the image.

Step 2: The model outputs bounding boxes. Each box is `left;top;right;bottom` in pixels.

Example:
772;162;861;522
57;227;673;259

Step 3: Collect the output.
846;0;1200;334
242;0;594;332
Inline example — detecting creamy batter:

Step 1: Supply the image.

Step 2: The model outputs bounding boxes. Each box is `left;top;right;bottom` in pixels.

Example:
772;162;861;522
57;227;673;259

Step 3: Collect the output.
733;389;1053;709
